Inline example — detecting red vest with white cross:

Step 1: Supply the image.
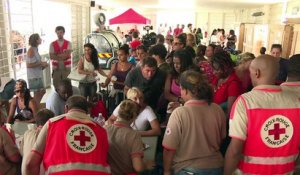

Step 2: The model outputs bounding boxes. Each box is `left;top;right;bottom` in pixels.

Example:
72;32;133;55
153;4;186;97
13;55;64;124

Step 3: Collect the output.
43;116;111;175
235;88;300;174
51;40;72;70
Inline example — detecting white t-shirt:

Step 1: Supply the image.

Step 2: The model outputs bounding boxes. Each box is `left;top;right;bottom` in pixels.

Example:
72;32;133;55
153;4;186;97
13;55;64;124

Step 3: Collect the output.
113;105;157;131
210;35;218;43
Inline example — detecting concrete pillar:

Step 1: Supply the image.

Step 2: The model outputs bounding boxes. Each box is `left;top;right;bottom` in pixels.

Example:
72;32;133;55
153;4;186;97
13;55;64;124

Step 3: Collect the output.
0;0;12;77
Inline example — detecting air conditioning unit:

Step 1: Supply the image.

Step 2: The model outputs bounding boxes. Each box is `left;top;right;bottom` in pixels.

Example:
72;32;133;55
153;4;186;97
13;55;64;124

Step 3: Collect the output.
94;13;106;28
252;12;264;17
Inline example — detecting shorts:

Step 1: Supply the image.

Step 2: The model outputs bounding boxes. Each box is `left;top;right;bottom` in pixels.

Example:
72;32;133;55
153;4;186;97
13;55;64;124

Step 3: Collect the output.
28;77;44;91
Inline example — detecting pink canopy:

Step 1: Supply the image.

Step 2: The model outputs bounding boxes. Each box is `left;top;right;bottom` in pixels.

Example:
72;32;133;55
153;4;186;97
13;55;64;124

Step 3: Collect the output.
109;8;151;25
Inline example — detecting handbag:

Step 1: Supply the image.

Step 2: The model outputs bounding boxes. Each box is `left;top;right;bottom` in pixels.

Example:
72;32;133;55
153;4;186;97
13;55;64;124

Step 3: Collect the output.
14;108;33;122
67;67;87;81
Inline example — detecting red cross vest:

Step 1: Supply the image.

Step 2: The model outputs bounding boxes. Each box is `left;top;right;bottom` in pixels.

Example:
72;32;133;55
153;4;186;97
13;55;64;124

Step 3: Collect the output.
43;116;111;175
236;91;300;174
51;40;72;70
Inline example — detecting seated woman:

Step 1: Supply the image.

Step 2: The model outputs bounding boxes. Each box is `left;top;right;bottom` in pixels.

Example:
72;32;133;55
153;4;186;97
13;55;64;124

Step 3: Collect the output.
105;99;154;174
163;70;226;175
107;87;161;137
7;79;38;124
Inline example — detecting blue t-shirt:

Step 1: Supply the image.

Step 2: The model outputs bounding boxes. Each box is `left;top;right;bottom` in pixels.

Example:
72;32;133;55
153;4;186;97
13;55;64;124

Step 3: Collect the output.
128;56;136;65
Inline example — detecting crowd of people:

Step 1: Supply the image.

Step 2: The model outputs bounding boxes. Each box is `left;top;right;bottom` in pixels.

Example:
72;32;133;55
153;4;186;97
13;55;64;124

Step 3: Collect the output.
0;23;299;175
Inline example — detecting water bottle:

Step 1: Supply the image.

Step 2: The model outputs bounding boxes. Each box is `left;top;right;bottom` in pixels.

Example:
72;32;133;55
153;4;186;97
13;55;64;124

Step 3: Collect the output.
94;113;105;127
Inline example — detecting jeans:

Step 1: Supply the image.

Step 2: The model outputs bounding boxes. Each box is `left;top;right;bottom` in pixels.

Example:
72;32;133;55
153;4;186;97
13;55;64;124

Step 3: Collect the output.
176;167;223;175
79;82;97;99
28;77;44;91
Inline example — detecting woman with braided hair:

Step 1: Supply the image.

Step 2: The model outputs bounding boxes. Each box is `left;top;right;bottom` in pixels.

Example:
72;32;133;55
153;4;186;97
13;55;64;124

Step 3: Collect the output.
163;70;226;175
211;51;243;116
211;51;243;157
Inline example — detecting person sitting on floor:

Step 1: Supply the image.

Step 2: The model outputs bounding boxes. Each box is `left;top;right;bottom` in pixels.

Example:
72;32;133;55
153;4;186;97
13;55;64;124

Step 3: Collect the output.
7;79;38;124
46;80;73;116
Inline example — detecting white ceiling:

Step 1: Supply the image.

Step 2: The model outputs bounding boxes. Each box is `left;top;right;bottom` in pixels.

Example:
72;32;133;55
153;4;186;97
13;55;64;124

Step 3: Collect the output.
95;0;287;10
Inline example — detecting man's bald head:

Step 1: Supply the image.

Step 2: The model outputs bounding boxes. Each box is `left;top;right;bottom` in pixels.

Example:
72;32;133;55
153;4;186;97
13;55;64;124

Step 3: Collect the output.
56;80;73;101
249;54;279;86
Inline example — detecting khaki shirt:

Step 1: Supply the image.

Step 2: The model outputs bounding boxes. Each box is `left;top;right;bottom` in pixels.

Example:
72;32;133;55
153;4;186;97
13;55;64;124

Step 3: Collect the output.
0;128;19;175
163;100;226;172
106;123;144;174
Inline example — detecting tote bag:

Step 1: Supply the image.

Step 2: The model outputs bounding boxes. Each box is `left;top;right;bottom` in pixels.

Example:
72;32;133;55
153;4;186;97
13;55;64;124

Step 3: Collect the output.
67;67;86;81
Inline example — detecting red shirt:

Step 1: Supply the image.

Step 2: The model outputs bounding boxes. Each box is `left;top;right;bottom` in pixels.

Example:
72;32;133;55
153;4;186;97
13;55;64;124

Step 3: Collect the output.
240;71;252;92
212;71;243;105
199;61;215;83
173;28;181;36
91;101;107;120
129;40;142;50
179;29;183;35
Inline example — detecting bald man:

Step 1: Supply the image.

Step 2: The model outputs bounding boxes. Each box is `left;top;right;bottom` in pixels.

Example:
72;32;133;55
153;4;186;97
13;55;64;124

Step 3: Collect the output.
280;54;300;93
224;55;300;175
26;96;111;174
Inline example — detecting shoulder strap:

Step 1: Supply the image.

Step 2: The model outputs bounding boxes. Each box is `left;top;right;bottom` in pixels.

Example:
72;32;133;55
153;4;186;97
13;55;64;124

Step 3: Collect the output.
16;97;20;113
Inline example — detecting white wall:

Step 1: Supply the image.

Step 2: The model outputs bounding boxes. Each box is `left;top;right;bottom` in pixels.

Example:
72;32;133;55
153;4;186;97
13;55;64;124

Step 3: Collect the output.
99;0;300;55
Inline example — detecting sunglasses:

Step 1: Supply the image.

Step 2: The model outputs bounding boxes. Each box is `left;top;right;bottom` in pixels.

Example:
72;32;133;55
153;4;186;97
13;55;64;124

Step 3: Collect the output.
14;90;23;93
